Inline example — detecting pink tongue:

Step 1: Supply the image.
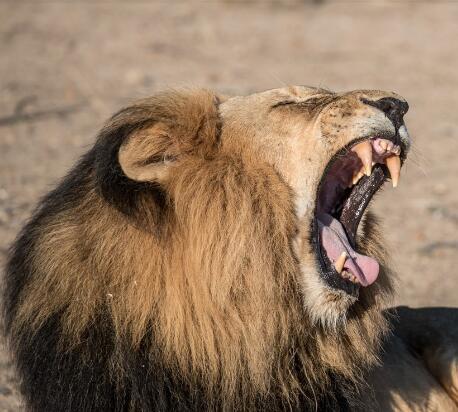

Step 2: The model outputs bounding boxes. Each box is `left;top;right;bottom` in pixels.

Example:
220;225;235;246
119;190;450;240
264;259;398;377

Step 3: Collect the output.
317;213;379;287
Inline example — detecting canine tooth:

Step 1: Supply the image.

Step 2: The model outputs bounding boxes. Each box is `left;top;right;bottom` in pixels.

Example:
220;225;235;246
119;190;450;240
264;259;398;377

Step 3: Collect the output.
334;252;347;274
365;164;372;177
352;141;372;176
386;155;401;188
352;170;364;185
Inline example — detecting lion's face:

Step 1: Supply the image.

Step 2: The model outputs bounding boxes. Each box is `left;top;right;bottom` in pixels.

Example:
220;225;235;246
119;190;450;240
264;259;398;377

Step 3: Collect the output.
218;86;410;323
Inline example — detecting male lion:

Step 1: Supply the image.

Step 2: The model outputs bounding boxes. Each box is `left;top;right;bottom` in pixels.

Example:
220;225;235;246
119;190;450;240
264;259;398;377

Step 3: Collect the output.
2;87;457;411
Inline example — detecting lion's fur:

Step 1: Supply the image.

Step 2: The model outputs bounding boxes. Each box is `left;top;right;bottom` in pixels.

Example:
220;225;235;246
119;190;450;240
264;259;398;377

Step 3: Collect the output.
3;87;411;410
360;307;458;411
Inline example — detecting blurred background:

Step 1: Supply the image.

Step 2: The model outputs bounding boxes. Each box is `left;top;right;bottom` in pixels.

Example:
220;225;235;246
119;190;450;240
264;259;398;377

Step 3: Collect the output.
1;0;457;409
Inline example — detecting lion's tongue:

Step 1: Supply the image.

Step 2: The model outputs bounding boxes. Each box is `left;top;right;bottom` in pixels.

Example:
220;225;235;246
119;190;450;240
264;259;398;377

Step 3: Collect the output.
317;213;379;287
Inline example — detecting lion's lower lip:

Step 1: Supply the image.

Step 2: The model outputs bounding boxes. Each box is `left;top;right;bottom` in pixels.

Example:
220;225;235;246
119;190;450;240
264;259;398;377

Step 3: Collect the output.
314;137;403;292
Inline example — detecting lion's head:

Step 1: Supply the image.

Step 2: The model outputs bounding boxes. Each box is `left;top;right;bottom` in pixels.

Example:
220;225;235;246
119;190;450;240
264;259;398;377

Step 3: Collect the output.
216;86;409;326
8;86;410;409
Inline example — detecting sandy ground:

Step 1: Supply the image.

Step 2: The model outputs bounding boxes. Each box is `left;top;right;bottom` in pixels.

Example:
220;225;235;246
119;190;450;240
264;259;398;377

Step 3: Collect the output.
0;1;457;409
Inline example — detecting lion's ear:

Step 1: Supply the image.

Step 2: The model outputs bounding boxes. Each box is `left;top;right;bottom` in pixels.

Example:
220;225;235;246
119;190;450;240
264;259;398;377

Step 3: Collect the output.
96;89;222;215
118;123;174;183
115;89;222;184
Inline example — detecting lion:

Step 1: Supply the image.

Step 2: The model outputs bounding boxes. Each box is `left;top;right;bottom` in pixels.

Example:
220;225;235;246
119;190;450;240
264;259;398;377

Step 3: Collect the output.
2;86;457;411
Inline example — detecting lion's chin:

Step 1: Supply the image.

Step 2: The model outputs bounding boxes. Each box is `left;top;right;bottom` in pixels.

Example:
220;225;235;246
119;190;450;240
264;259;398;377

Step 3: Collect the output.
312;136;406;298
301;267;358;329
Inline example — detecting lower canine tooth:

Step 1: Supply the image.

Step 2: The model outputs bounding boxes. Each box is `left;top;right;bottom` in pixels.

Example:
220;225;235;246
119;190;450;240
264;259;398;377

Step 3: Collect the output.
386;155;401;188
334;252;347;274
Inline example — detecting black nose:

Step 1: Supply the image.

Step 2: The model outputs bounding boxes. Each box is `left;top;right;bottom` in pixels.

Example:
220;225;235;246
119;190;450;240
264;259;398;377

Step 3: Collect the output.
362;97;409;131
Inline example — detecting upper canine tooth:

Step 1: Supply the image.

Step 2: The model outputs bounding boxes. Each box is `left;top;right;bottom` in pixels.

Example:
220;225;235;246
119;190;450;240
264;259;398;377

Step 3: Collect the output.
386;155;401;188
379;139;388;152
352;141;373;176
352;169;364;185
334;252;347;274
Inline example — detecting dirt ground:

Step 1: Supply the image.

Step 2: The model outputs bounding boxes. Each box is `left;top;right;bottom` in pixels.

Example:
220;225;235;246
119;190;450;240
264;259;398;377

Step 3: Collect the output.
0;1;457;410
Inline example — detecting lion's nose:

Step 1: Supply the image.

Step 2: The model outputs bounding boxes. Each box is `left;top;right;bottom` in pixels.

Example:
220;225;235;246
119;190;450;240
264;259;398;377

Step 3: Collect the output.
362;97;409;130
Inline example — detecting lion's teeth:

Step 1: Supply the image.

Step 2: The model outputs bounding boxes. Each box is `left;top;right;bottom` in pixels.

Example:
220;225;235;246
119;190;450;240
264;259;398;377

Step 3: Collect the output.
334;252;347;274
386;155;401;188
352;141;372;176
352;169;364;185
392;145;401;156
379;139;388;152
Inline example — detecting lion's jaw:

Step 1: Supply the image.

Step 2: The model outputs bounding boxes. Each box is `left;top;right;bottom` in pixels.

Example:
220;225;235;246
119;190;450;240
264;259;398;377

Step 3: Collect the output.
220;86;410;327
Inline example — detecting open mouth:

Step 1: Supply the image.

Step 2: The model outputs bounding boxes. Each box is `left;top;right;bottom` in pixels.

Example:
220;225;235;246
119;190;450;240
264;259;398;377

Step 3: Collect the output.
314;137;405;296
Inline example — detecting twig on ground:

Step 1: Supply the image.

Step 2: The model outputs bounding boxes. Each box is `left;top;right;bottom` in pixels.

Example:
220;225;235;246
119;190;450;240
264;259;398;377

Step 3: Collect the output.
0;97;86;127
